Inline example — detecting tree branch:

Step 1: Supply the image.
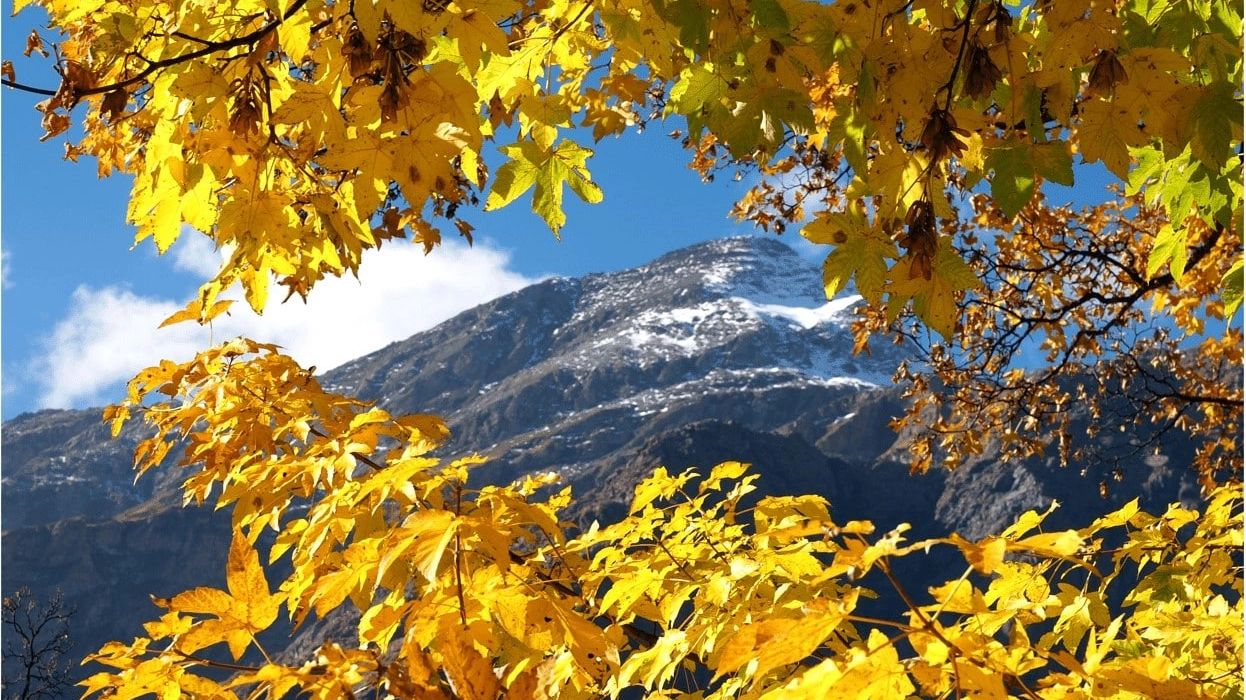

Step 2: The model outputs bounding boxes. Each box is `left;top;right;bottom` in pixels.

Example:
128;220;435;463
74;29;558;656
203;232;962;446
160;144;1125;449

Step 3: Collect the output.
19;0;310;101
1;79;57;96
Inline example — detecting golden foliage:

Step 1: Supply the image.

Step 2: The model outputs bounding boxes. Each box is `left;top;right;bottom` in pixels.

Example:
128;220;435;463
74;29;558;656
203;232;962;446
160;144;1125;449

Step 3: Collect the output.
7;0;1242;697
83;351;1243;699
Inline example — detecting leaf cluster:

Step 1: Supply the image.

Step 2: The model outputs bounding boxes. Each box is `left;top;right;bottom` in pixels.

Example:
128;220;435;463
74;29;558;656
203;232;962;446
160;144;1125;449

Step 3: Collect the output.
82;348;1243;700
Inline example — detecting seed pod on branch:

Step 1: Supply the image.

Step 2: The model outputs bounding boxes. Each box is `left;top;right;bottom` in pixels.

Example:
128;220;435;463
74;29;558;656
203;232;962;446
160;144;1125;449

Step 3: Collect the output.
962;40;1002;100
920;107;969;162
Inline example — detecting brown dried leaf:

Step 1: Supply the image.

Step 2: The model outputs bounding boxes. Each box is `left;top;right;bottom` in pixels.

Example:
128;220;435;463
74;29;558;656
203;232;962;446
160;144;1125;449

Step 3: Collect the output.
24;29;48;58
454;218;474;246
920;108;969;161
100;89;128;123
63;60;96;92
36;100;70;141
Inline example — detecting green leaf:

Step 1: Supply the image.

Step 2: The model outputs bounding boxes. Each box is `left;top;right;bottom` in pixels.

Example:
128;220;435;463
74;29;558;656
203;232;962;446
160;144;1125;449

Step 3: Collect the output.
1223;259;1243;323
749;0;791;30
654;0;711;52
1034;141;1076;186
715;84;813;153
1021;84;1049;144
1185;80;1243;172
826;99;869;175
1147;223;1187;281
486;140;603;235
1158;147;1197;222
987;144;1037;218
1126;145;1165;197
987;138;1075;218
668;64;730;138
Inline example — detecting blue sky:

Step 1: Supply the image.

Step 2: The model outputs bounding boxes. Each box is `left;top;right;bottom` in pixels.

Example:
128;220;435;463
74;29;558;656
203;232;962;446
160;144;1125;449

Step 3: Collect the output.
2;8;806;420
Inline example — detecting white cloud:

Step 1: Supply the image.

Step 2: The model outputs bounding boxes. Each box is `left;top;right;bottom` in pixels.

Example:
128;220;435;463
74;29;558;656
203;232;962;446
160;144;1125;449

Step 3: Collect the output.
2;249;12;289
170;229;226;278
31;241;540;410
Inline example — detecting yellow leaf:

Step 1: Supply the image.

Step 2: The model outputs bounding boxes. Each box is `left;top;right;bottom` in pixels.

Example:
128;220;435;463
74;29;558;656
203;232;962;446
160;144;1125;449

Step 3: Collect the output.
225;532;281;631
1089;498;1140;532
159;298;234;328
884;239;981;341
955;660;1008;699
168;587;236;619
803;204;897;304
714;601;848;680
703;460;750;492
229;664;303;699
629;466;677;513
12;0;39;16
439;627;500;700
400;509;459;583
908;630;948;665
1012;530;1083;558
1000;500;1059;539
948;533;1007;575
765;629;913;699
1094;657;1202;700
1078;100;1145;178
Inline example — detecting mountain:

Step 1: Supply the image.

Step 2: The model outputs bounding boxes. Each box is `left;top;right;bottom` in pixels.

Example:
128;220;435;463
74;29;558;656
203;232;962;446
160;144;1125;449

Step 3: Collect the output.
1;236;1202;681
319;236;906;490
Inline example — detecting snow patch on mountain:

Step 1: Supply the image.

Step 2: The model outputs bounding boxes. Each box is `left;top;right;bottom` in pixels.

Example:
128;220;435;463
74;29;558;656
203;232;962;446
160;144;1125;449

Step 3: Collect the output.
692;236;826;304
610;367;878;418
735;294;862;330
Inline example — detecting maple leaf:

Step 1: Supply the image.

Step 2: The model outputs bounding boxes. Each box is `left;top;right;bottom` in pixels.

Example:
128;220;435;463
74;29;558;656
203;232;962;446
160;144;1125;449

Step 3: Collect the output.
885;241;982;341
801;205;897;304
1077;100;1146;178
667;63;732;139
164;533;281;660
824;99;870;175
485;138;603;234
1183;80;1243;172
985;137;1074;218
1146;223;1188;282
1223;260;1243;321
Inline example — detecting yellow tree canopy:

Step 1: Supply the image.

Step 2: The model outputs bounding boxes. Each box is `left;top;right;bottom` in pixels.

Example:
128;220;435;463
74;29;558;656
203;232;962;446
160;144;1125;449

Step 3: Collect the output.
5;0;1243;697
12;0;1241;320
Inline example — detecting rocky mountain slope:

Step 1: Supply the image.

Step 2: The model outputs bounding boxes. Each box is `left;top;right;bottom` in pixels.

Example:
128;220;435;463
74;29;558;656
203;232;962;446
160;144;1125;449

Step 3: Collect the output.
1;236;1203;682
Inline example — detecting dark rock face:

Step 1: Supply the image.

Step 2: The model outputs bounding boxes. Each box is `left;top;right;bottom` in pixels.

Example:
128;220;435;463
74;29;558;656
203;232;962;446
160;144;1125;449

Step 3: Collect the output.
1;409;192;532
3;508;232;662
1;236;1205;682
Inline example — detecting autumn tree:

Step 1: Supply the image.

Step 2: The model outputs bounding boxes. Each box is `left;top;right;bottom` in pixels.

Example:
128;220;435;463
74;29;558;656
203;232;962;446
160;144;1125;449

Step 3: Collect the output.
4;0;1242;697
2;588;76;700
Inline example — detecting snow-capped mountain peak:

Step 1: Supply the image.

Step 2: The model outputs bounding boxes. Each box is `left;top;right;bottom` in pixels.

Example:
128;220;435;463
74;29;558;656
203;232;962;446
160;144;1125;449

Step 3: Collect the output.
316;235;909;470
